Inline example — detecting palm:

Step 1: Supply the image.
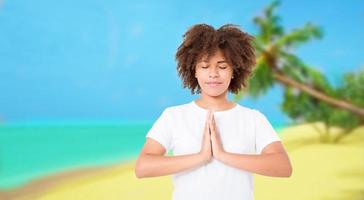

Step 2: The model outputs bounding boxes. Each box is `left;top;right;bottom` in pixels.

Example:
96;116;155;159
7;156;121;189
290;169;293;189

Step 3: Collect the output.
233;1;364;142
234;0;364;119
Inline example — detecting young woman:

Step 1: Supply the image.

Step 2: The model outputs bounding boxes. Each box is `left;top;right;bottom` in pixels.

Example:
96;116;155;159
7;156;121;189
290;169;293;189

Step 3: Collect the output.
135;24;292;200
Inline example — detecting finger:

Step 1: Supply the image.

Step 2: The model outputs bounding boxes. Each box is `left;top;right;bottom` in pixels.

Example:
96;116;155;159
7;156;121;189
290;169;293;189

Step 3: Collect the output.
204;110;209;122
203;124;208;136
209;112;214;123
208;110;213;121
205;122;211;140
206;111;211;126
209;114;215;132
204;111;211;126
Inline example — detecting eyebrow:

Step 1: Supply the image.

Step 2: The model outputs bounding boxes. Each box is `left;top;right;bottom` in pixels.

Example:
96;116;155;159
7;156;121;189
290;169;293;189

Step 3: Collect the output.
201;60;227;63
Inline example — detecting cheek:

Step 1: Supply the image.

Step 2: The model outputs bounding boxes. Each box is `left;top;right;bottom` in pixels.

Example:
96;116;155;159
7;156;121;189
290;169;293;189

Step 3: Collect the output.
221;70;233;79
195;70;208;80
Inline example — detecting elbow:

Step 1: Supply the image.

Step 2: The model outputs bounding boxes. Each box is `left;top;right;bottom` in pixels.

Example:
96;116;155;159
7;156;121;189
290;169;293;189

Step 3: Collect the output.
275;160;292;178
135;171;145;179
283;163;293;177
281;154;293;177
134;165;143;179
283;168;292;178
135;165;148;179
135;159;147;179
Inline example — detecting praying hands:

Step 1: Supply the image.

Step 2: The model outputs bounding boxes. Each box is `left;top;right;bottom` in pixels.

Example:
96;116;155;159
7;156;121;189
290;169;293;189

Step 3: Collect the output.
198;111;292;177
199;111;225;163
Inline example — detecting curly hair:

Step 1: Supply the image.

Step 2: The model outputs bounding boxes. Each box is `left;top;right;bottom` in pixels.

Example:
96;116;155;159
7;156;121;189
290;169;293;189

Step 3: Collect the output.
175;24;256;94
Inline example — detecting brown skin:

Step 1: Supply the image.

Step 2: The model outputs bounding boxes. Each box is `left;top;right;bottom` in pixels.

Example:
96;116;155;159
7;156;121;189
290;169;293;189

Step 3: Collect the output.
176;24;256;95
135;24;292;178
193;49;237;111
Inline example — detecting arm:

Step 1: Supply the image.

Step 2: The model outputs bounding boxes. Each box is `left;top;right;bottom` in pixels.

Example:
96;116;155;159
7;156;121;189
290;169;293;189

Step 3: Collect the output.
209;112;292;177
135;137;210;178
135;111;213;178
215;141;293;177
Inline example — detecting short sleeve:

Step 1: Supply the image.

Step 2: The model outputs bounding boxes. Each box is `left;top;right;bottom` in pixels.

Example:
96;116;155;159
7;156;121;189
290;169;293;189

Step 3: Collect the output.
254;110;281;154
146;108;173;152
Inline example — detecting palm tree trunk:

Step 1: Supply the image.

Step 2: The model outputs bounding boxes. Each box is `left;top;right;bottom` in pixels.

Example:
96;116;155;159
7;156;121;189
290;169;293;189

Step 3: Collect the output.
272;71;364;118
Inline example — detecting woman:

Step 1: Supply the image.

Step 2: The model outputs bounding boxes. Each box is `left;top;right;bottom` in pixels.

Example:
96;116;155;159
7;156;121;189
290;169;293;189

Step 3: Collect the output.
135;23;292;200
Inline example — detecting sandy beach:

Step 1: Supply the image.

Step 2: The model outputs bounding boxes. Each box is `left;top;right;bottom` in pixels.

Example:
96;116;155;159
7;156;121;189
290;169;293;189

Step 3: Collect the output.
1;122;363;200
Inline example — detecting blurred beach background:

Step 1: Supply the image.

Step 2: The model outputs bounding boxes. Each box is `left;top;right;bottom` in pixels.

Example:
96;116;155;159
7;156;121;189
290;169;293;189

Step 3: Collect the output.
0;0;363;199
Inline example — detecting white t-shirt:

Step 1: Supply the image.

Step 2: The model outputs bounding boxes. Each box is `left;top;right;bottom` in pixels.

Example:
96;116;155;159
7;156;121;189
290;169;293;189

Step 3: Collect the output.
146;101;281;200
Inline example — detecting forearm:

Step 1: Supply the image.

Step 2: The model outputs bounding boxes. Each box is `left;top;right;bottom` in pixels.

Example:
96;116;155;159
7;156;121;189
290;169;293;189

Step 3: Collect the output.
135;153;204;178
217;152;292;177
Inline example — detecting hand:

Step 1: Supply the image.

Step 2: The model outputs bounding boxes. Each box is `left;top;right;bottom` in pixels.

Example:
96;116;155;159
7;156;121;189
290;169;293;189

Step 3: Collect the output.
199;111;213;164
209;112;225;160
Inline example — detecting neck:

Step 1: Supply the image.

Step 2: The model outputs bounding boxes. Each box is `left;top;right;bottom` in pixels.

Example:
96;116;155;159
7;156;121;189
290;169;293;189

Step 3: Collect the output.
195;91;234;111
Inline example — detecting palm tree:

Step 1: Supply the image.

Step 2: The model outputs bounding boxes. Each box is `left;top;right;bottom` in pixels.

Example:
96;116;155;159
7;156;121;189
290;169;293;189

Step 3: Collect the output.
234;0;364;119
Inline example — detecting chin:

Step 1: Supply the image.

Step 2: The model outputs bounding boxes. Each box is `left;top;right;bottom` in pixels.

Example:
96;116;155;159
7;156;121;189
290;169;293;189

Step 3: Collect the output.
202;88;228;97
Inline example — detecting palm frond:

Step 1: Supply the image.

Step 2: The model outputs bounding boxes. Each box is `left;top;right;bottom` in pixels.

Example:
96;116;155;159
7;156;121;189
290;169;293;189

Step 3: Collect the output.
275;22;323;49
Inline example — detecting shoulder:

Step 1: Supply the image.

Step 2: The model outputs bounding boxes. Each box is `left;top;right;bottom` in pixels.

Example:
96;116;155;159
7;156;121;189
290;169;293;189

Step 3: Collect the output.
161;102;192;115
234;104;270;124
235;104;262;116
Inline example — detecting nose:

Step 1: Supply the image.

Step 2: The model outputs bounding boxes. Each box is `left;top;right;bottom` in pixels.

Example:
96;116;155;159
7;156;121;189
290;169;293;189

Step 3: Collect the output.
209;67;219;78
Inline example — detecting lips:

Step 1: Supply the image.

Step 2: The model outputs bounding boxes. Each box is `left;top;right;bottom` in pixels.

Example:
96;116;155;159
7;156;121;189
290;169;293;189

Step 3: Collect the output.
206;81;222;87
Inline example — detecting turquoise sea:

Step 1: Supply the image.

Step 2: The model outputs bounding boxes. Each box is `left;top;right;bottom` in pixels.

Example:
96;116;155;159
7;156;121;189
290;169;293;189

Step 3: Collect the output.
0;122;151;190
0;121;287;190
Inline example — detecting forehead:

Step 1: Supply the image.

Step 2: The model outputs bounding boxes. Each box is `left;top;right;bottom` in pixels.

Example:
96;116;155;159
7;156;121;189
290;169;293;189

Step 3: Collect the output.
199;49;227;62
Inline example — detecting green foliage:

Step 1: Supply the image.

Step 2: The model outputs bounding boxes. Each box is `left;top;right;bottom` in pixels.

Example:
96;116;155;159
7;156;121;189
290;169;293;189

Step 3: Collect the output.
233;90;247;102
248;0;323;99
306;67;333;94
280;52;310;83
335;68;364;107
248;60;275;98
253;0;283;44
236;1;364;143
275;22;323;49
281;69;364;141
280;52;334;95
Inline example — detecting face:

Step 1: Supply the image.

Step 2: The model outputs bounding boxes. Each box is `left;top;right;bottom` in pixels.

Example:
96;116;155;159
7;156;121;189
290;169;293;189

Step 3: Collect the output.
195;49;234;97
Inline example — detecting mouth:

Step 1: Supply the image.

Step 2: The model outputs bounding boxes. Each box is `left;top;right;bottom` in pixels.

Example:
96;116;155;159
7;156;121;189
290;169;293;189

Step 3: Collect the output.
206;81;222;87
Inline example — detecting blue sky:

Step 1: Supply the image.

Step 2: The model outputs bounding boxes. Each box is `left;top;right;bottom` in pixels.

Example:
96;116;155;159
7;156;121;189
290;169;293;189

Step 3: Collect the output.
0;0;363;124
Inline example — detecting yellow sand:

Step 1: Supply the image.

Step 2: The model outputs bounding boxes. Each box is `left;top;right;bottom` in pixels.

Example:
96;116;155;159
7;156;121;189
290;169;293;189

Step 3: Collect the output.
254;123;364;200
3;122;364;200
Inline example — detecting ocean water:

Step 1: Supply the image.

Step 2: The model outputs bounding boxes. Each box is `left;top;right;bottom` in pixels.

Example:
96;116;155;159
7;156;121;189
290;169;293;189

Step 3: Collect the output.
0;122;151;190
0;121;287;190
